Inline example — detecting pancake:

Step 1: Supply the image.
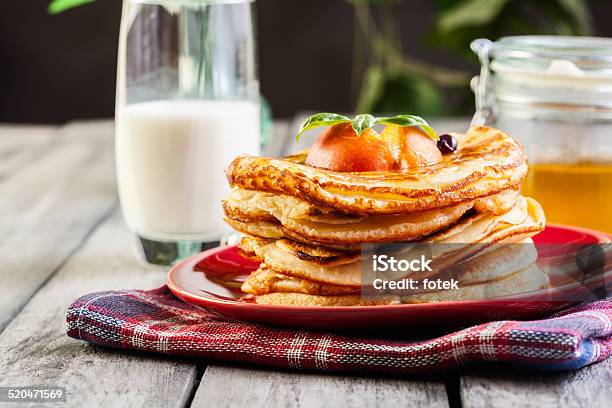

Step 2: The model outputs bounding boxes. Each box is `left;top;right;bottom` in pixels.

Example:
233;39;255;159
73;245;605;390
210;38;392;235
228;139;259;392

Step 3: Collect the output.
225;217;356;251
224;189;475;247
400;264;549;303
390;237;538;286
237;196;544;289
477;197;546;244
223;189;364;224
226;218;285;241
241;238;538;295
250;265;548;306
473;187;521;215
424;196;544;246
234;196;545;306
245;238;364;286
224;188;521;248
224;187;519;223
241;267;360;296
239;236;359;266
375;197;544;279
424;195;527;244
450;238;537;285
252;292;401;306
235;196;544;287
227;126;527;215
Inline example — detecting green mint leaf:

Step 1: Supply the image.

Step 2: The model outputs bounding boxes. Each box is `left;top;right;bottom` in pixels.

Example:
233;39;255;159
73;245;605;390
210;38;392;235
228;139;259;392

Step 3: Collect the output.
295;113;350;141
48;0;96;14
437;0;509;33
351;114;376;135
294;112;438;142
375;115;438;141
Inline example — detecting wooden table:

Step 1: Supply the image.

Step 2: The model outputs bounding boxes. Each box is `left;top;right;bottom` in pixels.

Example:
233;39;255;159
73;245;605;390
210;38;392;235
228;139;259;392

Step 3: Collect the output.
0;118;610;408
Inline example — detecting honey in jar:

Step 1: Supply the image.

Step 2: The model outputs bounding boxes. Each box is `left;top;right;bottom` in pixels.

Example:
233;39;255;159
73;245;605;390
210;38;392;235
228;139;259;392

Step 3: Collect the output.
472;36;612;233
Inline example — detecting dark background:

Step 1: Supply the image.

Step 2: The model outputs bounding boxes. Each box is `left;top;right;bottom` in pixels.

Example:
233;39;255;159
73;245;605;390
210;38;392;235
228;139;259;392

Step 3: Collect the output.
1;0;612;123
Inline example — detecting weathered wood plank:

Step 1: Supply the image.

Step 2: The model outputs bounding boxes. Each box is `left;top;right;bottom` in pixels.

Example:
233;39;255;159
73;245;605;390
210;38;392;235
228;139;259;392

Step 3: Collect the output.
0;212;198;408
0;120;291;406
0;121;117;332
192;365;449;408
0;125;59;181
460;359;612;408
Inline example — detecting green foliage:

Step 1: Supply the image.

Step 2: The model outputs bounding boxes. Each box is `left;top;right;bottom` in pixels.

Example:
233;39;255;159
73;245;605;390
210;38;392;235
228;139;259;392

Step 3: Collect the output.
296;112;437;141
351;0;593;115
437;0;510;33
48;0;95;14
361;70;444;117
47;0;594;116
296;113;351;141
429;0;592;59
558;0;592;32
376;114;437;140
351;114;377;135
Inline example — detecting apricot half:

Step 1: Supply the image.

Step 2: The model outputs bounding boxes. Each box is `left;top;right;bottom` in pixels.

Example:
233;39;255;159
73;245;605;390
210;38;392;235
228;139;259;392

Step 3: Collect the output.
381;125;442;170
305;123;394;172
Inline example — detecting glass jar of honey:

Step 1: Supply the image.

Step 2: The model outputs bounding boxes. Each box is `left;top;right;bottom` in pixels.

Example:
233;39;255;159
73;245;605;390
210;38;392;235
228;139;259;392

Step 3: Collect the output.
471;36;612;233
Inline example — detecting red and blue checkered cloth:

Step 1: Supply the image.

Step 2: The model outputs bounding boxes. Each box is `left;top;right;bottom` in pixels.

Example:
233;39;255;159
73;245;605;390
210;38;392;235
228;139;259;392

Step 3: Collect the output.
66;286;612;373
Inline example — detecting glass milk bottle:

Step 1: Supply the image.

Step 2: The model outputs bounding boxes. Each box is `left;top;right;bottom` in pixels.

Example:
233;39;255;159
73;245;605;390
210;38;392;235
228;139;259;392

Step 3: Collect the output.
116;0;260;265
471;36;612;233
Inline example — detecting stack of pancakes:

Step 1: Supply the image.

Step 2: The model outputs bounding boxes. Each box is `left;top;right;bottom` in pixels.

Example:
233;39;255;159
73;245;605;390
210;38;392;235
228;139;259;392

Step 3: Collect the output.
222;126;547;306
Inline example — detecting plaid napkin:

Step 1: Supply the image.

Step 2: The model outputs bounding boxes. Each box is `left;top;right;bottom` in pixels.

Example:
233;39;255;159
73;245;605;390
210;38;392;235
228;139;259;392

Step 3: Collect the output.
66;286;612;374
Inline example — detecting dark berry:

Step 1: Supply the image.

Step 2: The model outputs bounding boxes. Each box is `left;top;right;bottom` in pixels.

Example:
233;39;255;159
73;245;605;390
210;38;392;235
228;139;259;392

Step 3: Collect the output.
437;134;457;154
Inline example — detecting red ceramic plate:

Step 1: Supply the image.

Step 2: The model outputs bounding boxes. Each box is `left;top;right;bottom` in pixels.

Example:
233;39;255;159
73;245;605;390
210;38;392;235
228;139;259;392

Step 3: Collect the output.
167;224;611;330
